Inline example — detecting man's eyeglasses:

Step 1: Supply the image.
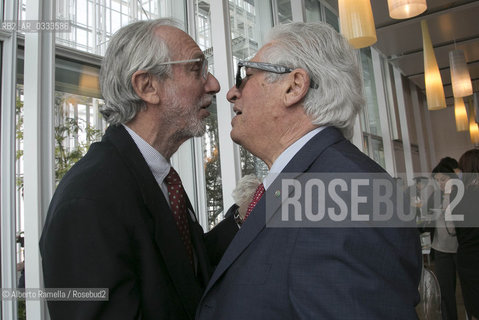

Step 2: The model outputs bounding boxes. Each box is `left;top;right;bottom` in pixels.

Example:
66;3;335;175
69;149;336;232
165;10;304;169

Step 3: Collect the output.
158;57;209;79
235;60;318;89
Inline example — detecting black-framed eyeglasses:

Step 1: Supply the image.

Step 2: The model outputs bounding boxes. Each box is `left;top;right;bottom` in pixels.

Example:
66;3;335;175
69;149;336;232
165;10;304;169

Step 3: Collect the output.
158;56;209;79
235;60;318;89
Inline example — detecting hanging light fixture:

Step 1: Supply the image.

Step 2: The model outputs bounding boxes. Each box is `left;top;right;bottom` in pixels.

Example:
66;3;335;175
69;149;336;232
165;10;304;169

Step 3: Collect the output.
421;20;446;110
388;0;427;19
338;0;377;49
450;49;473;98
454;98;468;131
474;91;479;123
469;101;479;144
469;122;479;144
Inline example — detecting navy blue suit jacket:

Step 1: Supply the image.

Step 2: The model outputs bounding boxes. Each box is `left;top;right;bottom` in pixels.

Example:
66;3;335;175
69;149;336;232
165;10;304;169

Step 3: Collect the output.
196;127;422;319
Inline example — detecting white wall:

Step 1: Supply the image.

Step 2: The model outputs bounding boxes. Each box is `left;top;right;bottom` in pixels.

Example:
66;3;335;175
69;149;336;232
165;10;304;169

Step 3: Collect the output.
429;106;475;164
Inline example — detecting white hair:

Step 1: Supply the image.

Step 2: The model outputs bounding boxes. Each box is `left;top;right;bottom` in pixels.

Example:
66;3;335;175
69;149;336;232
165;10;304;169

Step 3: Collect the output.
262;22;364;139
232;174;262;207
99;18;182;125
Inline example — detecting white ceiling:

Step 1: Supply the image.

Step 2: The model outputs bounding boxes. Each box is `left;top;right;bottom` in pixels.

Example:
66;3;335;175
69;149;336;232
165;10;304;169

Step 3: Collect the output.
370;0;479;106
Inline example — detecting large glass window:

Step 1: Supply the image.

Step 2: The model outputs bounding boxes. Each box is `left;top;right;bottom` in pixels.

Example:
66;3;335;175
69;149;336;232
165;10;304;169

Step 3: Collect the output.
359;47;386;168
193;0;224;227
55;0;186;55
17;0;186;55
194;0;273;227
305;0;339;31
305;0;322;22
274;0;292;24
15;56;104;317
230;0;272;180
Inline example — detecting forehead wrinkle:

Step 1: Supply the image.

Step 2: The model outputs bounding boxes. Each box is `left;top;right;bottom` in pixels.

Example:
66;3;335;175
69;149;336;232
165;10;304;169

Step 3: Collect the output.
154;25;201;60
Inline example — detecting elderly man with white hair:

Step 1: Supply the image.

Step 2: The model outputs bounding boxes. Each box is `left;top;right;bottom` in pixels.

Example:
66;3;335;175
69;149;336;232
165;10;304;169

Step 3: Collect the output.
197;22;422;319
40;19;238;320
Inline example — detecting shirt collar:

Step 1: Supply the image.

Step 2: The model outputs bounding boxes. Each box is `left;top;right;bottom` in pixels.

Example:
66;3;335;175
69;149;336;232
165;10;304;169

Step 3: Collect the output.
122;124;170;184
263;127;325;190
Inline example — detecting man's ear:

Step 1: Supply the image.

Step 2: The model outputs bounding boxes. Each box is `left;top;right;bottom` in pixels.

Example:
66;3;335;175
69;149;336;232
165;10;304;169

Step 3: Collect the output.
131;70;161;105
283;68;310;107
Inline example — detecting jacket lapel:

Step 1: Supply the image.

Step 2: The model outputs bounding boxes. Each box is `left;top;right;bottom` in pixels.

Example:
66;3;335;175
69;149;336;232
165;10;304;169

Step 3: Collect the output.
103;125;203;319
185;196;212;287
202;127;346;295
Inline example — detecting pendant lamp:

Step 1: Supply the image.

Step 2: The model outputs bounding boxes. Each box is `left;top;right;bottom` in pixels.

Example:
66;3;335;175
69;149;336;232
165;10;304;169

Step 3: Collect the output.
469;102;479;144
474;92;479;123
450;49;473;98
421;20;446;110
338;0;377;49
454;98;468;131
469;122;479;144
388;0;427;19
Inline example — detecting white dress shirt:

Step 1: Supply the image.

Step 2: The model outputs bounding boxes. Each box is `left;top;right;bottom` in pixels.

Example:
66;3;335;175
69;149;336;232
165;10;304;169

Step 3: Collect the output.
263;127;325;190
122;124;171;204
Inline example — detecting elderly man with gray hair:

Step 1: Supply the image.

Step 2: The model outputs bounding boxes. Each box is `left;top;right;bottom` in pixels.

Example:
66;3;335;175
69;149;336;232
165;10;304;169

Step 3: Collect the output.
196;22;422;319
40;19;237;320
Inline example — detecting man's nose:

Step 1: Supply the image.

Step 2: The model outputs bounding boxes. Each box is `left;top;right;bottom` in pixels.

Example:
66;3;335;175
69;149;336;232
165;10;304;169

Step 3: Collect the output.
205;73;220;94
226;85;240;103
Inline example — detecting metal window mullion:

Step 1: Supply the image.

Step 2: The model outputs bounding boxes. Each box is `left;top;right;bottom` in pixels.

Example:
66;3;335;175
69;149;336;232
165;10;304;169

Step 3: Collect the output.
410;84;428;173
393;67;414;185
108;0;112;51
186;0;196;36
101;0;107;55
1;1;19;320
86;0;89;50
351;116;363;151
321;0;338;16
256;0;273;46
93;0;98;54
351;50;364;150
371;48;396;176
271;0;279;26
383;62;399;139
86;104;91;137
23;0;55;319
422;95;437;169
290;0;305;22
210;0;241;221
73;102;79;148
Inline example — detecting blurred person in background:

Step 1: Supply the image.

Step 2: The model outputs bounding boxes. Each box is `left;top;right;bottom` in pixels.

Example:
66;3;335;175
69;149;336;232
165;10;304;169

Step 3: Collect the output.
454;149;479;320
430;163;459;320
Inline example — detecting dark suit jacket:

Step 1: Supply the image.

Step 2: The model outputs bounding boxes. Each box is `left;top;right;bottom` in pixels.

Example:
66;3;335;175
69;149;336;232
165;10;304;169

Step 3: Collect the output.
40;125;237;320
196;127;422;319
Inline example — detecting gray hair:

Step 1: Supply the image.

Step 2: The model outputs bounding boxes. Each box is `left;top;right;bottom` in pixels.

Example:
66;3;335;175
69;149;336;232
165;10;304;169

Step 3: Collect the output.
261;22;364;139
232;174;262;208
99;18;183;125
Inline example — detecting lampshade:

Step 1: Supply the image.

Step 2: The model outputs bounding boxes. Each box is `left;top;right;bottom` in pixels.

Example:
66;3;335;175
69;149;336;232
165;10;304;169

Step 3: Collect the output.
338;0;377;49
469;123;479;144
450;49;473;98
474;92;479;123
421;20;446;110
388;0;427;19
469;102;479;144
454;98;468;131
